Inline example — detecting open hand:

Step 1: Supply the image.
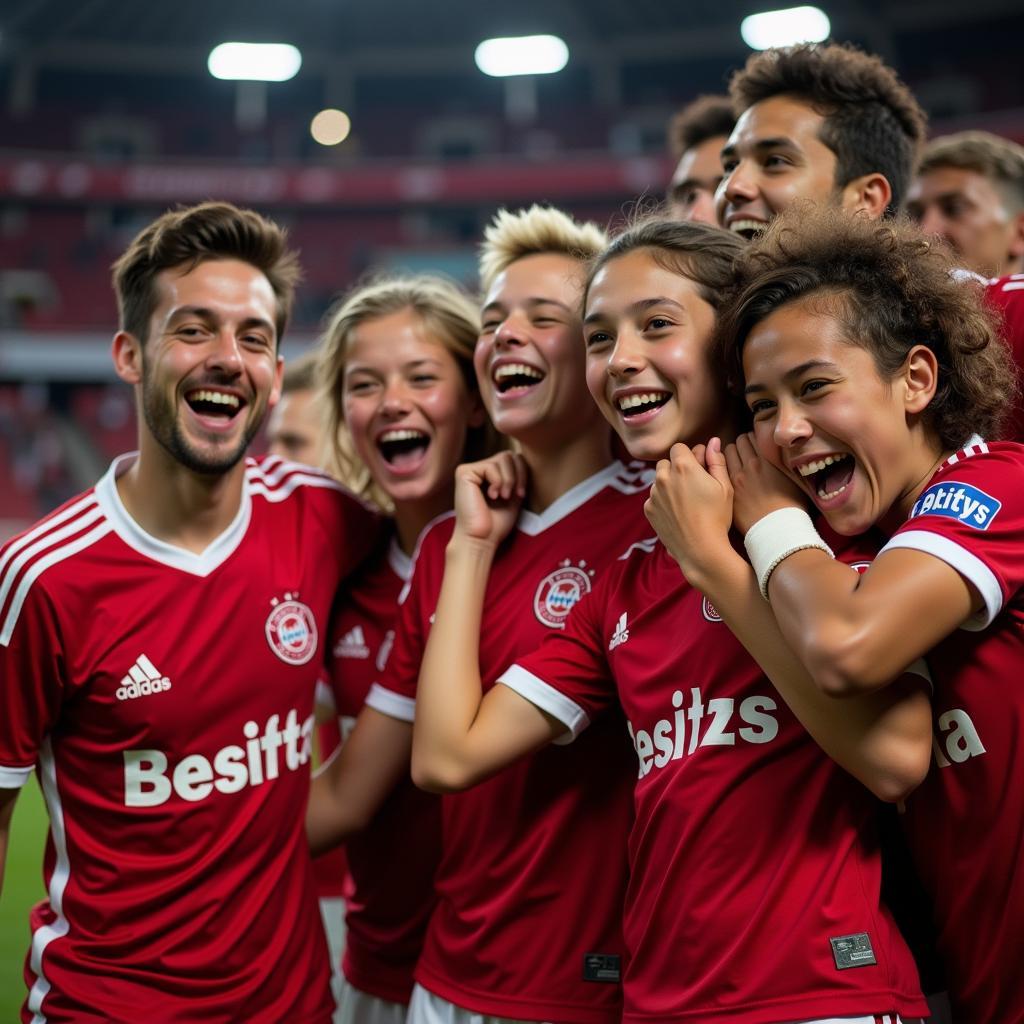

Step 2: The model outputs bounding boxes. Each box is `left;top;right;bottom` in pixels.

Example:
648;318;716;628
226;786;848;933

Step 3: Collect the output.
724;433;808;535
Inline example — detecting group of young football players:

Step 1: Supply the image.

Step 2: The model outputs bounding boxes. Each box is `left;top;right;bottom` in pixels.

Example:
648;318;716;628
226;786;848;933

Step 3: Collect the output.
1;37;1023;1024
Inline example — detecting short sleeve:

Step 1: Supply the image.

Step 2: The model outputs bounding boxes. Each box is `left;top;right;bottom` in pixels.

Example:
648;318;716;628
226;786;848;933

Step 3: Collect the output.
0;580;64;787
499;576;618;742
882;446;1024;628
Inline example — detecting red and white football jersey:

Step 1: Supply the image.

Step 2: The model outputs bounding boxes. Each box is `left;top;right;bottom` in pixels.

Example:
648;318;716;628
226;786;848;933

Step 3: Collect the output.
882;439;1024;1023
326;533;441;1005
0;453;378;1024
985;274;1024;441
501;536;928;1024
367;462;654;1024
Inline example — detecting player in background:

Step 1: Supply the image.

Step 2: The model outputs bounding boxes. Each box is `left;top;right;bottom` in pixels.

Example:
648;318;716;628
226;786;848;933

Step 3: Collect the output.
311;205;651;1024
907;131;1024;280
312;274;499;1024
717;42;926;238
267;349;329;467
0;202;378;1023
413;217;931;1024
266;348;350;1009
703;206;1021;1023
666;95;735;224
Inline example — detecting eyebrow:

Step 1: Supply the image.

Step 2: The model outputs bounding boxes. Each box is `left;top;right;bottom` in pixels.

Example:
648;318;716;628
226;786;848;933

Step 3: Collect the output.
481;297;574;317
584;297;685;326
721;137;802;161
744;358;840;395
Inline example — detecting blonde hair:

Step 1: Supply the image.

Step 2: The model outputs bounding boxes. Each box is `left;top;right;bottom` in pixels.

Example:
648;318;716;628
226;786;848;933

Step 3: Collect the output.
478;205;608;294
316;274;501;512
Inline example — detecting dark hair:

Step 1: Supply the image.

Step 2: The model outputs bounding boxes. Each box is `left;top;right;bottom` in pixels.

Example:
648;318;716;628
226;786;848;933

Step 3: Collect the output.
718;204;1017;449
669;95;736;157
112;201;301;346
729;43;927;215
917;131;1024;210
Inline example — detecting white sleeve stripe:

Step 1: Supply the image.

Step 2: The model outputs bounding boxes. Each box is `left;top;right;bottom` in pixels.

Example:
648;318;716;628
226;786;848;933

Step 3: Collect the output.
498;664;591;741
881;529;1002;629
365;682;416;723
1;521;114;646
0;493;98;580
0;764;33;788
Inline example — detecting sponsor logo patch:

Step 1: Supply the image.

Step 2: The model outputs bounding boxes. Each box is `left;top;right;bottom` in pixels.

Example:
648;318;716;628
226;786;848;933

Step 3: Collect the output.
910;481;1001;530
265;593;318;665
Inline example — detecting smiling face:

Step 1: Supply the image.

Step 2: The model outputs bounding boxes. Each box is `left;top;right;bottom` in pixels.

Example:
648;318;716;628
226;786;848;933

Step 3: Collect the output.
475;251;604;447
742;298;940;534
343;306;480;508
129;258;283;475
583;249;727;461
717;95;840;239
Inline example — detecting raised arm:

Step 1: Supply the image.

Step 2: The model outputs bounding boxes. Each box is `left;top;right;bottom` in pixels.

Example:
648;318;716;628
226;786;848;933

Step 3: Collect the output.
727;434;977;695
411;453;566;793
645;439;932;802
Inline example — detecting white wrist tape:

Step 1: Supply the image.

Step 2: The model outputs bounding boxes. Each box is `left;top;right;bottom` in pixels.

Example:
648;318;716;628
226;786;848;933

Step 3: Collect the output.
744;507;834;601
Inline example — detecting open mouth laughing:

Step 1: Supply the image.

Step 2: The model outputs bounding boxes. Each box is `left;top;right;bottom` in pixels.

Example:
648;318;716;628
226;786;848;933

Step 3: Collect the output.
184;388;245;427
728;218;768;241
796;452;855;502
377;428;431;470
615;390;671;420
492;362;545;396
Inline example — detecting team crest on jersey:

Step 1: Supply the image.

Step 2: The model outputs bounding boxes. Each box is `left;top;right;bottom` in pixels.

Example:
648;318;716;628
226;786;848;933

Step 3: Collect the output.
534;559;595;629
265;593;318;665
701;596;722;622
910;481;1000;530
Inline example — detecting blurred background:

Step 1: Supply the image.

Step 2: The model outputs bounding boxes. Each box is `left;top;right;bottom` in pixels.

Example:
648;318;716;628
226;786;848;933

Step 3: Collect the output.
0;0;1022;539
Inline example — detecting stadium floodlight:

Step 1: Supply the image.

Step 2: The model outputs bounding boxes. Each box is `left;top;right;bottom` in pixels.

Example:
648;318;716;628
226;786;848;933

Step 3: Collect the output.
474;35;569;77
740;6;831;50
208;42;302;82
311;109;352;146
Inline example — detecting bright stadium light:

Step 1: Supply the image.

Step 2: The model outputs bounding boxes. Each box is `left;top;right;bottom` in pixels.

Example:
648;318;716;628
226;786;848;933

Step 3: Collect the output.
474;35;569;77
208;42;302;82
310;108;352;146
740;7;831;50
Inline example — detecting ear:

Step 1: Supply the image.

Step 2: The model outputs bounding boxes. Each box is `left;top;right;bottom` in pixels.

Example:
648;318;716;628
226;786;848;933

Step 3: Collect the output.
267;354;285;411
1007;209;1024;265
112;331;144;384
902;344;939;416
840;172;892;220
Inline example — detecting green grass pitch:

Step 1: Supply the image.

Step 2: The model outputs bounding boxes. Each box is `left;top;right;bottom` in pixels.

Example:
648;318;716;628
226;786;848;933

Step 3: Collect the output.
1;779;48;1021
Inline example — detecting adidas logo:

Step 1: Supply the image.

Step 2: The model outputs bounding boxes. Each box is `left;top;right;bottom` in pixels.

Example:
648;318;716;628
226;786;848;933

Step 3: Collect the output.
116;654;172;701
609;612;629;651
334;625;370;659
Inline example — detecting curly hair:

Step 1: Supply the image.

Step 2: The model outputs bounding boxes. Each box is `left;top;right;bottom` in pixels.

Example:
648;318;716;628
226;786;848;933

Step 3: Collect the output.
718;204;1018;449
112;201;300;346
479;205;608;294
668;95;736;157
729;43;927;215
917;131;1024;210
316;273;503;512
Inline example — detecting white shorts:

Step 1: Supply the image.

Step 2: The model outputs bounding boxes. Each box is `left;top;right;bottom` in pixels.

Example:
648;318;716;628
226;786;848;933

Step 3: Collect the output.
406;984;551;1024
784;1017;921;1024
335;979;408;1024
319;896;347;1012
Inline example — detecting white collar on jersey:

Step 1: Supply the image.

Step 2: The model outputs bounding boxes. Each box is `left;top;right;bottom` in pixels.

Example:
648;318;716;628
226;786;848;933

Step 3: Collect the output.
387;535;413;581
93;452;252;577
517;461;631;537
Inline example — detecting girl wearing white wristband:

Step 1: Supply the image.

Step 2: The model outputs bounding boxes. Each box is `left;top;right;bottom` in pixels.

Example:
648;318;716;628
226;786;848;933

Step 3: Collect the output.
709;204;1023;1024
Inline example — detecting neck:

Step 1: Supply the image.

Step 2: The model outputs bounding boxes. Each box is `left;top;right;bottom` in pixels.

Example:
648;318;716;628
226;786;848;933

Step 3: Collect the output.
518;428;614;514
392;488;455;555
116;435;247;554
880;430;951;535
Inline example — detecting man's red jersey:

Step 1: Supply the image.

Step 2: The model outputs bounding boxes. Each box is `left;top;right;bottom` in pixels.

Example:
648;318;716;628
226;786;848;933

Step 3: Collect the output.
326;533;441;1005
366;462;654;1024
0;454;377;1024
985;274;1024;441
501;537;928;1024
882;439;1024;1023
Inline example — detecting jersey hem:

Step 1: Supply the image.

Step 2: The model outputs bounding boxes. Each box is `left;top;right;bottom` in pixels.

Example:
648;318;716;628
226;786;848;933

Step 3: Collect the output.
0;764;33;787
498;664;590;741
414;968;622;1024
620;990;930;1023
343;953;414;1005
881;529;1001;628
365;683;416;722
